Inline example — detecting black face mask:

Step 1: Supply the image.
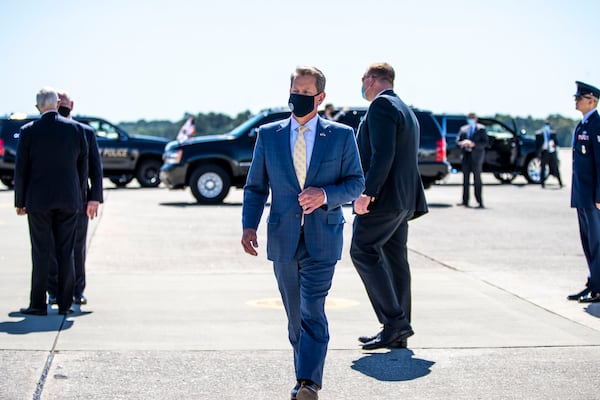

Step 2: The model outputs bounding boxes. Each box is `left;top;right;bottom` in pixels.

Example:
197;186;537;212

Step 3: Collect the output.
58;106;71;118
288;93;317;118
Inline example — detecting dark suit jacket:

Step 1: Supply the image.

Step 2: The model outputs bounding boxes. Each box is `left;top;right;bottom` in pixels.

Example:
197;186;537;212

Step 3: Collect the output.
356;90;428;218
243;116;364;263
535;130;558;156
80;122;103;203
14;111;88;212
572;109;600;208
457;123;488;155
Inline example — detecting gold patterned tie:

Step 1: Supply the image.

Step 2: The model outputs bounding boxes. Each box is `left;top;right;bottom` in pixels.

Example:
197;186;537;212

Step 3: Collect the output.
294;126;307;189
294;126;307;225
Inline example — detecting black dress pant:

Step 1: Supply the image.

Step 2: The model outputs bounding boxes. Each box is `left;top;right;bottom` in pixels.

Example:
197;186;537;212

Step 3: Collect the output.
27;209;78;312
462;151;484;205
48;210;88;297
540;150;563;187
350;209;412;329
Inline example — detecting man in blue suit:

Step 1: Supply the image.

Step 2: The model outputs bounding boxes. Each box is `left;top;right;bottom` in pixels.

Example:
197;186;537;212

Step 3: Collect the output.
242;66;364;400
567;81;600;303
15;87;88;315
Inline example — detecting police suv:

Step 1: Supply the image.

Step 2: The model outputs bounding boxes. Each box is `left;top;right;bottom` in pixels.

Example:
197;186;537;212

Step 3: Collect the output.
0;113;169;188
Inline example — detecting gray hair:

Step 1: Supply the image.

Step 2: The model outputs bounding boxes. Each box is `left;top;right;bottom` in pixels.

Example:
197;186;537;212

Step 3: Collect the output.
36;87;58;109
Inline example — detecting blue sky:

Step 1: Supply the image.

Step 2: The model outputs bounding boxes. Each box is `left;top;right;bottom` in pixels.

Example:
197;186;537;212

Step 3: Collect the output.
1;0;599;123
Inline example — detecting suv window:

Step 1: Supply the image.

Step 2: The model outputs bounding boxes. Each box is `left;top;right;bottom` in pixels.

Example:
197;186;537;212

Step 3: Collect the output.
84;119;121;140
485;122;513;140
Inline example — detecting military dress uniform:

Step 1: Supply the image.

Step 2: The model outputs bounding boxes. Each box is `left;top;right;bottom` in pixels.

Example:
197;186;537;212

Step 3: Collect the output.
569;81;600;303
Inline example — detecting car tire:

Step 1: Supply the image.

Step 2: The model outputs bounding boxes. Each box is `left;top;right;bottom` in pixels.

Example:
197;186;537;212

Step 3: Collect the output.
110;176;134;187
136;159;162;188
493;172;517;184
190;165;231;204
524;155;548;184
1;177;14;189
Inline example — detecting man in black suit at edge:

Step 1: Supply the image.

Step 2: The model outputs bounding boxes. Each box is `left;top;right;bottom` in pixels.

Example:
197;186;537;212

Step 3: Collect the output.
351;62;428;350
46;90;103;306
15;87;88;316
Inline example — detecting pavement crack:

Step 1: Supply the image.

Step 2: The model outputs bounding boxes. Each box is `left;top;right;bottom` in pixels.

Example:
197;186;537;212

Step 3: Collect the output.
32;315;68;400
408;247;600;333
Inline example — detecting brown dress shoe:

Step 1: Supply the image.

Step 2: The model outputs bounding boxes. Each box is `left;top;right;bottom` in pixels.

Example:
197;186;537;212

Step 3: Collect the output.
296;381;319;400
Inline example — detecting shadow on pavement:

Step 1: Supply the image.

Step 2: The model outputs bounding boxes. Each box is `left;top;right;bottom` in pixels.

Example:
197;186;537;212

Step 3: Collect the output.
351;349;434;381
584;304;600;319
0;308;92;334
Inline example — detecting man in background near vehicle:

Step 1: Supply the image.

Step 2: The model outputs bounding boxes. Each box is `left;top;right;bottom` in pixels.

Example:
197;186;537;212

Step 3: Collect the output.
176;115;196;143
322;103;346;121
456;112;488;208
47;90;103;306
535;120;563;188
567;81;600;303
15;87;88;315
351;62;428;351
241;66;364;400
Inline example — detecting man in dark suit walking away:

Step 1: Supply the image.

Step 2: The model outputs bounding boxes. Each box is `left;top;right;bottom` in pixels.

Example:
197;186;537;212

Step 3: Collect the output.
567;81;600;303
456;112;489;208
535;120;563;188
47;90;103;306
242;66;364;400
15;87;88;315
351;62;428;351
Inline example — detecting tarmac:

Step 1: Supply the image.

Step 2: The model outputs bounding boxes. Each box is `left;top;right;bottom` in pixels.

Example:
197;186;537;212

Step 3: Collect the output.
1;148;600;399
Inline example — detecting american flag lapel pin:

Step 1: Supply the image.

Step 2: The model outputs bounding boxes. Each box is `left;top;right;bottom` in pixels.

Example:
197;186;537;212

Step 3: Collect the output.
319;132;326;137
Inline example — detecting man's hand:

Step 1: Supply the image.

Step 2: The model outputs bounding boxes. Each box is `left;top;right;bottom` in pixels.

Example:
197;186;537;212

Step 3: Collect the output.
353;194;372;215
298;186;325;214
87;201;100;219
16;207;26;216
458;139;475;148
241;228;259;256
596;203;600;210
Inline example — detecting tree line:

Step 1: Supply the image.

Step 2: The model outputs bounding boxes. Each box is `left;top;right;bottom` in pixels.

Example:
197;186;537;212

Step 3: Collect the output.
119;110;579;147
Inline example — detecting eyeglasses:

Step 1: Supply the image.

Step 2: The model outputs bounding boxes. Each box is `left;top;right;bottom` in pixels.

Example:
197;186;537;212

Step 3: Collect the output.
361;75;373;83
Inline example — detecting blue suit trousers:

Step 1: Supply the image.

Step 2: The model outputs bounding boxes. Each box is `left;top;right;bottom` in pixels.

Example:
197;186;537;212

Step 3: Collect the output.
273;234;335;388
577;208;600;292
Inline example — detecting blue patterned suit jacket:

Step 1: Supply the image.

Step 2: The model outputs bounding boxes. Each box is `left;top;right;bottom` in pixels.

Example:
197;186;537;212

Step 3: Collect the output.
242;116;364;263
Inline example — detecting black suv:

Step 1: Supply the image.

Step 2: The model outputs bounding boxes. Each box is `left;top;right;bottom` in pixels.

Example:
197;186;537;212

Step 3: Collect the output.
0;114;169;188
435;114;541;184
160;107;450;204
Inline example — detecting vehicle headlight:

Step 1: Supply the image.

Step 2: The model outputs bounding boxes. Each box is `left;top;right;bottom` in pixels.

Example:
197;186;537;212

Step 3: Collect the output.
163;149;182;164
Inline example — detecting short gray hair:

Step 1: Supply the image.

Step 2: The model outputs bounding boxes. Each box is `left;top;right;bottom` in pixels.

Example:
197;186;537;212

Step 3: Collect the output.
36;87;58;109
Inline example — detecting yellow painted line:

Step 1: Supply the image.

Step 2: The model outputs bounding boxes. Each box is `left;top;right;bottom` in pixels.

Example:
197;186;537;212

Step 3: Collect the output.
246;297;360;310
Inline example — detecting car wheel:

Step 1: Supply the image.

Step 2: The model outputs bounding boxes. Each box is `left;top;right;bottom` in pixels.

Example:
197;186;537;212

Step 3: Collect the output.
109;176;134;187
493;172;517;184
1;177;14;189
524;156;548;184
190;165;231;204
136;159;162;188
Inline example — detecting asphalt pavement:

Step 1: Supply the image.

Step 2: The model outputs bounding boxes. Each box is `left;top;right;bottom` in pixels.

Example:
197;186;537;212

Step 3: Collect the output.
1;149;600;399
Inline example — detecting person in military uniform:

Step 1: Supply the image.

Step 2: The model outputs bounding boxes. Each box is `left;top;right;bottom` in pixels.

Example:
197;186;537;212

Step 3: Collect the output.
535;121;563;188
568;81;600;303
